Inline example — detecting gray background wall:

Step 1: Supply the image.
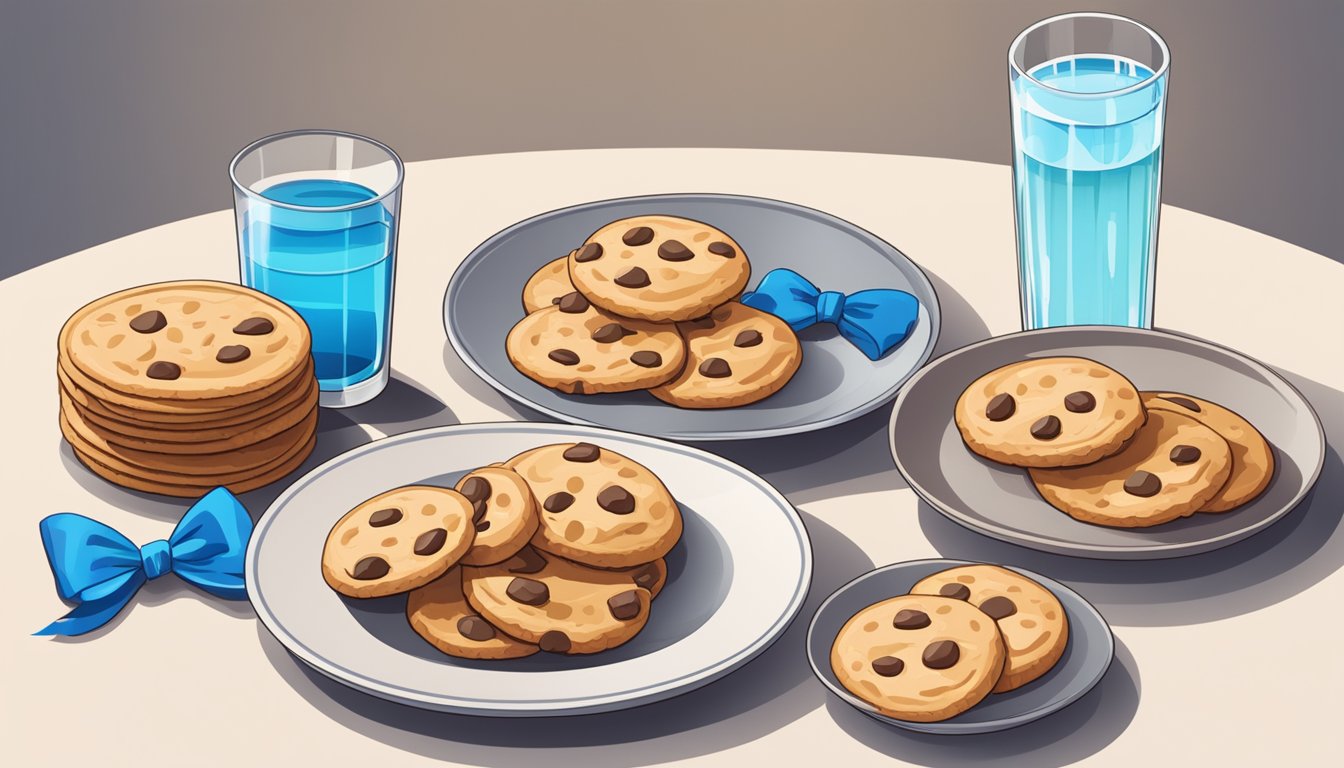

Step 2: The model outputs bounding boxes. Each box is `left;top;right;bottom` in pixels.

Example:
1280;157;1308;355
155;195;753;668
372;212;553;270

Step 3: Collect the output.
2;0;1340;280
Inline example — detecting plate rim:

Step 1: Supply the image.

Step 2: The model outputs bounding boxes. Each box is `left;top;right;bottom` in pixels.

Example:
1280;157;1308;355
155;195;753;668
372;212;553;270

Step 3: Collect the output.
246;420;815;716
887;325;1328;560
805;557;1115;735
442;191;943;441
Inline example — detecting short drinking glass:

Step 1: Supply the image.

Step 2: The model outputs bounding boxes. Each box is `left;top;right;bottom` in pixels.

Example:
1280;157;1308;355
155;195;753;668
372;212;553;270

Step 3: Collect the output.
1009;13;1170;329
230;130;404;407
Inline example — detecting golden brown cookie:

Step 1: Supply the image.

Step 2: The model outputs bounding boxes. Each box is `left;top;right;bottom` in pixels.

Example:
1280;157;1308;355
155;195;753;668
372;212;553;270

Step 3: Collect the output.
955;357;1146;468
1142;392;1274;513
67;433;316;497
1029;409;1234;528
521;255;578;313
649;301;801;409
455;466;540;566
406;568;539;660
831;594;1006;722
322;486;475;599
568;215;751;322
910;565;1069;692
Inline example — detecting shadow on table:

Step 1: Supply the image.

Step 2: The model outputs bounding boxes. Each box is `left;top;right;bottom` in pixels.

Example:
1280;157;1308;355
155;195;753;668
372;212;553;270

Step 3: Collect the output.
256;511;871;765
825;637;1140;767
923;373;1344;627
441;339;549;423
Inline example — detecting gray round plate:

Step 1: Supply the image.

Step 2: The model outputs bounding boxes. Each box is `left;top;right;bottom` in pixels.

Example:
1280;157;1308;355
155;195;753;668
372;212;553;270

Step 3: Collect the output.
807;559;1113;734
247;422;812;716
444;193;940;441
889;326;1326;559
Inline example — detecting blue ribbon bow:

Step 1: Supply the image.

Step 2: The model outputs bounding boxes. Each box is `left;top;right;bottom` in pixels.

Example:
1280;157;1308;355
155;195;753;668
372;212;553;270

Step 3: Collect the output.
36;487;252;637
740;268;921;360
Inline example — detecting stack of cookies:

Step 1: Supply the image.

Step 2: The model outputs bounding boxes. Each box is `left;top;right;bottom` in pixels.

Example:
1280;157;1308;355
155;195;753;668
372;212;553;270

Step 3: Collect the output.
322;441;683;657
831;565;1069;722
955;357;1274;528
506;214;802;408
57;280;319;497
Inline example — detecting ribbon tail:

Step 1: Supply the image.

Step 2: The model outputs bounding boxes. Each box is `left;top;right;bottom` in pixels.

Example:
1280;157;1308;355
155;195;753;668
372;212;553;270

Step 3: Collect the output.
34;572;145;637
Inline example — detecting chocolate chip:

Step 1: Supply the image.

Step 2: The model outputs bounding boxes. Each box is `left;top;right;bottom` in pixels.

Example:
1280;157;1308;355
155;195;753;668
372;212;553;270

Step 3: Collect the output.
871;656;904;677
350;556;389;580
893;609;931;630
557;291;590;314
939;583;971;601
733;330;763;347
614;267;651;288
575;243;603;262
548;348;580;365
657;240;694;262
597;485;636;514
475;520;491;532
414;529;448;556
622;226;654;246
1170;445;1202;465
980;596;1017;620
539;630;571;653
630;350;662;368
683;316;716;330
922;640;960;669
470;499;487;523
563;442;601;462
367;508;402;527
505;547;548;574
216;344;251;364
707;242;736;258
591;322;631;343
146;361;181;380
459;476;492;504
506;577;549;606
1162;395;1202;412
1064;391;1096;413
1124;470;1163;497
631;563;660;591
985;393;1016;421
457;615;496;641
607;590;642;620
232;317;274;335
699;358;732;378
543;492;575;512
129;310;167;333
1030;415;1062;440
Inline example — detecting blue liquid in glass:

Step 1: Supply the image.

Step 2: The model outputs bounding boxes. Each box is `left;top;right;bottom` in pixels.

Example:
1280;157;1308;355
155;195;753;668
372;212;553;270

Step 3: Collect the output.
240;179;395;390
1013;54;1166;329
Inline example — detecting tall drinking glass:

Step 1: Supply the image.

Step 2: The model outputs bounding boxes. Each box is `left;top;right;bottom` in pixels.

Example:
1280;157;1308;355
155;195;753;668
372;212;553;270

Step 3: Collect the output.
1009;13;1170;330
230;130;404;408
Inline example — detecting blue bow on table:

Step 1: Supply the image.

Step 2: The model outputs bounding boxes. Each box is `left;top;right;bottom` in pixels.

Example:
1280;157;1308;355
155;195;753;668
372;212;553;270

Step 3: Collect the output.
741;268;921;361
35;487;252;637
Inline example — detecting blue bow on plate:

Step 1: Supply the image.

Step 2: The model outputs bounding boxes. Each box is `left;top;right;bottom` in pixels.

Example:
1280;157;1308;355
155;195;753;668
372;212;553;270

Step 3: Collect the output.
741;268;921;361
36;487;252;637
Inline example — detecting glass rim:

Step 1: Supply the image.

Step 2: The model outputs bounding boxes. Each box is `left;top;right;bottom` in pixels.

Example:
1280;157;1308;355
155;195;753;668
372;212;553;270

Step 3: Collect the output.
229;129;405;213
1008;12;1170;99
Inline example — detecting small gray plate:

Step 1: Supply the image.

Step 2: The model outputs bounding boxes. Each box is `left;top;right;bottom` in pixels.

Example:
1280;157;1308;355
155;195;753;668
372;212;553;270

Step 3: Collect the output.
444;193;940;441
889;326;1327;559
247;422;812;716
807;559;1113;735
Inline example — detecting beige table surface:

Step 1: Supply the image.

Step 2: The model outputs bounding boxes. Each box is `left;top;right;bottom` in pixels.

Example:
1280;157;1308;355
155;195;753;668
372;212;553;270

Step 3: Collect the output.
3;149;1341;767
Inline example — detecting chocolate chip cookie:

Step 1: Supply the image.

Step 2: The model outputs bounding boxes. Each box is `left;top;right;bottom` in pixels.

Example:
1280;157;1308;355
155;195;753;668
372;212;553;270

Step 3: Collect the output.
1030;409;1234;528
1143;392;1274;512
955;357;1146;468
463;546;653;654
455;466;540;566
910;565;1068;692
521;255;579;313
506;295;687;394
510;442;682;568
322;486;476;598
407;567;539;660
649;301;801;409
568;215;751;322
830;594;1007;722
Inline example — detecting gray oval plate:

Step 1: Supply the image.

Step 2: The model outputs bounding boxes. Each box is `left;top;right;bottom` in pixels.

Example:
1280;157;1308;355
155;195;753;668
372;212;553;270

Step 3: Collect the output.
889;326;1326;559
807;559;1113;735
247;422;812;716
444;193;940;441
